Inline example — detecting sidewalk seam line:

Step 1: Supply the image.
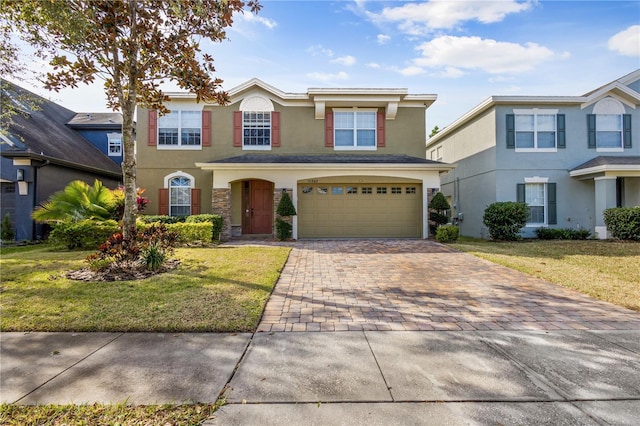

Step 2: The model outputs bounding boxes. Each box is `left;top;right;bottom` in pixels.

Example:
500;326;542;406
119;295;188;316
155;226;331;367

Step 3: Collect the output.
363;331;395;402
12;332;125;404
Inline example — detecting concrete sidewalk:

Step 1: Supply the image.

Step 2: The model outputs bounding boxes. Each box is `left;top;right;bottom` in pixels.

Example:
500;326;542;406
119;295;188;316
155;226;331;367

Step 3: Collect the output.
2;330;639;425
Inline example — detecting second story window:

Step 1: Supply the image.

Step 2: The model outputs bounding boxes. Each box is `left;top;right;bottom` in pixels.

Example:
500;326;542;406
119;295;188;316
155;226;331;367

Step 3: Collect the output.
507;109;565;152
243;112;271;148
158;111;201;148
334;110;377;150
589;98;632;152
595;114;623;149
107;133;122;156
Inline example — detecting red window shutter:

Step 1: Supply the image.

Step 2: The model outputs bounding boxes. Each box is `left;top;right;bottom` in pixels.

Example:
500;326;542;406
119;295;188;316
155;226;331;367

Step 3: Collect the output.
233;111;243;147
325;112;334;147
271;111;280;147
377;111;385;147
158;188;169;215
191;188;201;215
148;110;157;146
202;110;211;147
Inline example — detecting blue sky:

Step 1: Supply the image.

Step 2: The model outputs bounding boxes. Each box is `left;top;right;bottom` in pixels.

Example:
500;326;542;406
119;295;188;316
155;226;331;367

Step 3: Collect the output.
12;0;640;132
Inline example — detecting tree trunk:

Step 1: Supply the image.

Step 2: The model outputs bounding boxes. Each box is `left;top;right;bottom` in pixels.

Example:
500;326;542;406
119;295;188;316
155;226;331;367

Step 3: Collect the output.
121;103;137;239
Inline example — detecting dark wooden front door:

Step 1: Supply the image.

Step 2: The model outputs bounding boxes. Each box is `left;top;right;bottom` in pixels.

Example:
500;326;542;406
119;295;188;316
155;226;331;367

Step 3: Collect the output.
243;180;273;234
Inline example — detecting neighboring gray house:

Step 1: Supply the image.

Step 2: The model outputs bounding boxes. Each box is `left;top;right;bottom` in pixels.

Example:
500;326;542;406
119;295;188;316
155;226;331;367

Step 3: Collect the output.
426;69;640;239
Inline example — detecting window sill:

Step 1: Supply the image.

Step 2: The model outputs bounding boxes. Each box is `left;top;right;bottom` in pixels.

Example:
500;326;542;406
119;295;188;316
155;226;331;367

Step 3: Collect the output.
515;148;558;153
242;145;272;151
108;153;122;157
596;148;624;153
157;145;202;150
525;223;547;228
334;146;377;151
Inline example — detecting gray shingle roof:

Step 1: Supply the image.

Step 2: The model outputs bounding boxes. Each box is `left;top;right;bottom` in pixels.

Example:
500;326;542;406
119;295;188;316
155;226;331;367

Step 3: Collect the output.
571;156;640;171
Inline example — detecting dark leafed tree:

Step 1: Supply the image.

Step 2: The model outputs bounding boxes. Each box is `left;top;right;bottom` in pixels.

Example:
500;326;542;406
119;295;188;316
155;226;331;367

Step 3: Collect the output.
2;0;261;237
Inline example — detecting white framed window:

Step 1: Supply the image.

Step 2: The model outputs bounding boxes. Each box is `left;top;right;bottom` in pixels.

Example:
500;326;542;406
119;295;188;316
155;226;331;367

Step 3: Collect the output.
243;111;271;149
592;98;626;152
514;109;558;152
334;108;377;151
158;111;201;149
164;171;195;217
107;133;122;156
525;183;546;225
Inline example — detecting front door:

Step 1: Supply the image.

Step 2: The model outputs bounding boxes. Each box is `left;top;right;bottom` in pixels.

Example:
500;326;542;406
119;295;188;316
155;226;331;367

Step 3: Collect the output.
243;180;273;234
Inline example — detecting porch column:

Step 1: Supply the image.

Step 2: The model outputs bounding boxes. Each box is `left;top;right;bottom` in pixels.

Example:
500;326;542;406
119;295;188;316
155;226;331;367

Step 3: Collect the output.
212;187;232;241
594;176;617;239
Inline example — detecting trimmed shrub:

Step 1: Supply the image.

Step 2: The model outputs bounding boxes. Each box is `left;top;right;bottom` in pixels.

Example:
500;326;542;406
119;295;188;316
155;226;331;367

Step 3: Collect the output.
428;192;450;236
138;215;185;224
429;192;450;211
49;220;119;249
604;207;640;240
185;214;223;240
1;213;15;241
436;225;459;243
482;202;528;241
275;218;292;241
535;227;591;240
166;222;213;243
276;192;297;217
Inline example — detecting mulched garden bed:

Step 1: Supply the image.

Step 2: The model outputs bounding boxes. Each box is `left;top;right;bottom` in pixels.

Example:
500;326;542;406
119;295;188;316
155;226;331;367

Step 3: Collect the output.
66;259;180;282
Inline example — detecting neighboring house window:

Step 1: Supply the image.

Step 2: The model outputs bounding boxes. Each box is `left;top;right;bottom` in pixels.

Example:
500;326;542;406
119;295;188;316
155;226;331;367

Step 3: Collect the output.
430;149;436;160
159;172;201;217
158;111;201;148
588;98;632;151
107;133;122;156
436;146;443;161
517;179;557;226
243;111;271;148
508;109;564;151
333;109;377;150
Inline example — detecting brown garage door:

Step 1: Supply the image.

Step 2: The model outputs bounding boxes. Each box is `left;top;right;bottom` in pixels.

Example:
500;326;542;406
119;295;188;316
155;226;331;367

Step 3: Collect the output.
297;182;422;238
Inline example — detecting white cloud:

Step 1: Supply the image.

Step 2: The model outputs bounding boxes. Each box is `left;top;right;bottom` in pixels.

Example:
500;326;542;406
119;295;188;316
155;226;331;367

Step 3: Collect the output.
367;0;532;35
237;12;277;29
331;55;357;66
307;44;334;57
306;71;349;82
608;25;640;57
398;66;425;76
366;62;381;69
413;35;557;74
377;34;391;44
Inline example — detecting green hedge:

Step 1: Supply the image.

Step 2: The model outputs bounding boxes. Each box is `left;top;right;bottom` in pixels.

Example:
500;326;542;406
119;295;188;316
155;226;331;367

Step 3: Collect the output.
435;225;459;243
185;214;223;240
535;227;591;240
603;207;640;240
165;222;213;243
138;215;185;224
482;202;528;241
49;220;119;249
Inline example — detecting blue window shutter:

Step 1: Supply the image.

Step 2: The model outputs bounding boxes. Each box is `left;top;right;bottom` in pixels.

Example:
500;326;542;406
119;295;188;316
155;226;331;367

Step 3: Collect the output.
516;183;525;203
557;114;566;149
547;183;557;225
587;114;596;149
506;114;515;149
623;114;632;148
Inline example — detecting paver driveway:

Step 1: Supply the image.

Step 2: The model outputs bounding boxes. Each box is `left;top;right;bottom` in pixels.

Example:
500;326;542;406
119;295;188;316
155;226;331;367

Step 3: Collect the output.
252;240;640;332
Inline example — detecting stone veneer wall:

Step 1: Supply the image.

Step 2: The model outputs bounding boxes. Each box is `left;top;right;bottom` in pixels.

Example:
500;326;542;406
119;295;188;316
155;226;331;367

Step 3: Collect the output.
212;188;232;241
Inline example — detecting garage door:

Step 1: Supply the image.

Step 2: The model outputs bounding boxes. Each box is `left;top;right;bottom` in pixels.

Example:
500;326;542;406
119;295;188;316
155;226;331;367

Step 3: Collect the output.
297;182;422;238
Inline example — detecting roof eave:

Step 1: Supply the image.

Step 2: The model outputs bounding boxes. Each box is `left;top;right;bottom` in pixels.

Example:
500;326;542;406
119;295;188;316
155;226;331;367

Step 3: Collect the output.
1;151;122;179
196;161;454;172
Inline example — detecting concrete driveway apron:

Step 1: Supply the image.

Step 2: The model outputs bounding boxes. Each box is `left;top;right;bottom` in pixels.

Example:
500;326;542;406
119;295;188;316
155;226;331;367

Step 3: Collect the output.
256;240;640;332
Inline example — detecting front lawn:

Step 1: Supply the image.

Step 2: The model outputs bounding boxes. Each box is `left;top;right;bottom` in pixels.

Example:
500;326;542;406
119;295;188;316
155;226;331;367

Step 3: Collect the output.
451;238;640;312
0;244;290;332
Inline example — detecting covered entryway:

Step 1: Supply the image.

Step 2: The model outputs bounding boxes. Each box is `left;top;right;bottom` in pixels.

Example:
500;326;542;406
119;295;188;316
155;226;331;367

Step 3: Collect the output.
242;179;273;234
297;177;422;238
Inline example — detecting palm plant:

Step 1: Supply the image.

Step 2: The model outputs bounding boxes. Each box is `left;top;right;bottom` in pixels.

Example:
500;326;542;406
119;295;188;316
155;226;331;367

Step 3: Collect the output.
32;179;117;223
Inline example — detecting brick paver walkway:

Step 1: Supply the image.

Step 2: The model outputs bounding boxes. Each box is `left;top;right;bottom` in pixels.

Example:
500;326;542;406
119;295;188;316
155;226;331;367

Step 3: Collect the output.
244;240;640;332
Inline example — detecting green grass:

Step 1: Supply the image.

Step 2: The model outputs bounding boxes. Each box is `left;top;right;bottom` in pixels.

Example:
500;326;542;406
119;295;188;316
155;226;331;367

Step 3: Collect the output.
1;244;290;332
0;402;220;425
451;238;640;312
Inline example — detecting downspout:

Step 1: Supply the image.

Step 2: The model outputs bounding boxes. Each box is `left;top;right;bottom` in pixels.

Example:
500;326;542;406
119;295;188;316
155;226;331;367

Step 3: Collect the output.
31;160;50;240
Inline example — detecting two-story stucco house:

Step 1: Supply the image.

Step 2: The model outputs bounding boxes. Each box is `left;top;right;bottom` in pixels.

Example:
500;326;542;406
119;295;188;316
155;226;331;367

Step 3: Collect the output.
426;69;640;239
136;79;452;240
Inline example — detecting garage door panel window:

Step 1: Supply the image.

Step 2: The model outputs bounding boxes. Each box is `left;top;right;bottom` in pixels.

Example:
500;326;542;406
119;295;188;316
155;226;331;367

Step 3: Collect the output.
346;186;358;194
332;187;344;195
406;187;416;194
377;187;387;194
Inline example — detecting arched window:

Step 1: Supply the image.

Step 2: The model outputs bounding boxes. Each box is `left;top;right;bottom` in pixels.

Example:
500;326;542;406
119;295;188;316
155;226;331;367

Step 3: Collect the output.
591;98;627;150
169;176;192;216
160;171;199;217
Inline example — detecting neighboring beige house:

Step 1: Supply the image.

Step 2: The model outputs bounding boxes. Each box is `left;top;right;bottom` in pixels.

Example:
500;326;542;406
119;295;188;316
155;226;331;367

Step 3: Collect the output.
136;79;452;239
